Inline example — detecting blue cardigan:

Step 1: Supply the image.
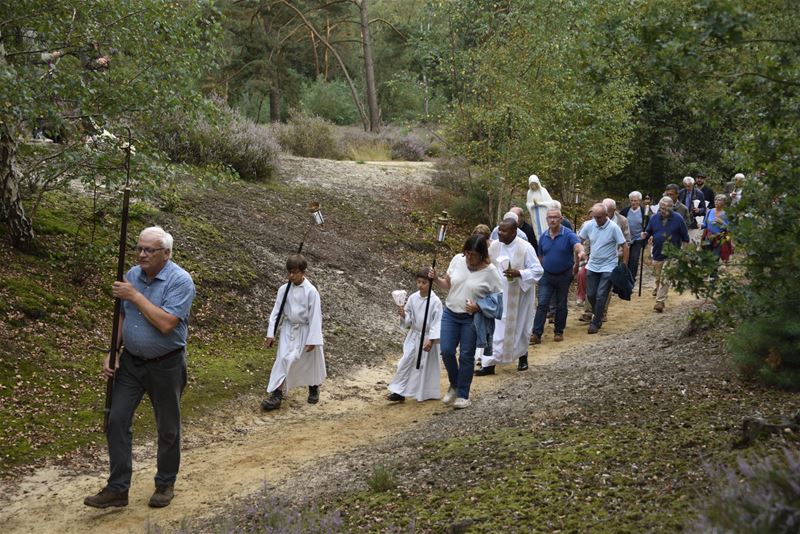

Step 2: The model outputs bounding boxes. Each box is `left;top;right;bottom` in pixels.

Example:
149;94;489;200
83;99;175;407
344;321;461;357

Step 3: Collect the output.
474;292;503;356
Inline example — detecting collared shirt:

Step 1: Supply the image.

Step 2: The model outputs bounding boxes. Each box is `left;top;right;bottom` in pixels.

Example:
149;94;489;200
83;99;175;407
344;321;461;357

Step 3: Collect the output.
579;219;626;273
644;212;690;261
539;226;580;274
122;260;196;358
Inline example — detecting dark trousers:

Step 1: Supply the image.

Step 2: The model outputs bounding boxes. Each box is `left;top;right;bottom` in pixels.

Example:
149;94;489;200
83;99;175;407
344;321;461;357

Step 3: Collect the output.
439;307;477;400
627;239;646;282
586;270;613;328
106;350;187;491
533;271;573;335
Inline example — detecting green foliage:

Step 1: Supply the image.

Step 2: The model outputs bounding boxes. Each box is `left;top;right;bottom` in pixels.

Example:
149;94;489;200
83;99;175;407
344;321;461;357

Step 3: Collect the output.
270;114;344;160
300;77;360;125
728;309;800;389
367;464;397;493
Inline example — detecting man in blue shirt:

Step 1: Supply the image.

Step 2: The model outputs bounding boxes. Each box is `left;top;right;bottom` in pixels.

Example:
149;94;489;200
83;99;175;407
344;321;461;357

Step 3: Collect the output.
642;197;689;313
579;204;629;334
85;226;195;510
532;208;585;343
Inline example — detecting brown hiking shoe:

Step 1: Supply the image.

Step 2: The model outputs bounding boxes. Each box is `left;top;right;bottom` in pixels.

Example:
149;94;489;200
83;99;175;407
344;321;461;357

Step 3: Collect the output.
148;484;174;508
578;312;593;323
553;333;564;342
529;333;541;345
84;487;128;508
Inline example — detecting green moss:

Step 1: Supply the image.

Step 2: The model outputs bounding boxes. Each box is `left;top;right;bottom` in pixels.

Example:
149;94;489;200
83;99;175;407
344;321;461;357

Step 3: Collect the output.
333;415;757;533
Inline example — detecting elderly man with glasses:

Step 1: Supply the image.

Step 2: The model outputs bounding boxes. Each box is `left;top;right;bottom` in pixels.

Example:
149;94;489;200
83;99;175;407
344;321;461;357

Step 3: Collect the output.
642;197;690;312
85;226;195;510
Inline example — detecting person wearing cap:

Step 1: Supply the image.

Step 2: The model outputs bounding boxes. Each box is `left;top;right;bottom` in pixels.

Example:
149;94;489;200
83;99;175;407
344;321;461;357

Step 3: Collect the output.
695;173;716;205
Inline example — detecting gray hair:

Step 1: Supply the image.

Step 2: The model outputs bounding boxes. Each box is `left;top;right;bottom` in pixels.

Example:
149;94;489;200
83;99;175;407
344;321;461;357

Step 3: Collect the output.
591;203;608;215
546;207;562;217
734;172;745;180
665;183;680;193
140;226;173;253
659;196;674;208
683;176;695;186
551;200;562;210
602;198;617;210
714;194;728;204
628;191;642;201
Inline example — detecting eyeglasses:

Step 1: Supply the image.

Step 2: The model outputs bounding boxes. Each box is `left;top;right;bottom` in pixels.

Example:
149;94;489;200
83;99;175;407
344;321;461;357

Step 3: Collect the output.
135;246;165;255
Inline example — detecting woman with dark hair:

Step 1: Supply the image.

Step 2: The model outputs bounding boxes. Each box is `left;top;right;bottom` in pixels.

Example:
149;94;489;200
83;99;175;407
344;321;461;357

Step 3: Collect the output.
430;235;503;409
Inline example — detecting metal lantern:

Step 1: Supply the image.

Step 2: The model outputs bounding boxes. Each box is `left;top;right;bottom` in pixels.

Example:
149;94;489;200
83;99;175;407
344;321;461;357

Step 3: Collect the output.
435;210;450;243
644;194;651;216
308;201;324;226
574;185;582;205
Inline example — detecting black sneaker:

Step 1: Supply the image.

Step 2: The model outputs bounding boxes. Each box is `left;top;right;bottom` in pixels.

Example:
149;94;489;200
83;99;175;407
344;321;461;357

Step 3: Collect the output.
386;392;405;402
84;487;128;508
517;355;529;371
307;385;320;404
148;484;174;508
261;390;283;411
474;365;495;376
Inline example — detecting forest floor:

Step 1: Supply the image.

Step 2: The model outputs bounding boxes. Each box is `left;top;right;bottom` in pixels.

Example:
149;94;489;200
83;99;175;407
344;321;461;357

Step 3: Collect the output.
1;156;796;533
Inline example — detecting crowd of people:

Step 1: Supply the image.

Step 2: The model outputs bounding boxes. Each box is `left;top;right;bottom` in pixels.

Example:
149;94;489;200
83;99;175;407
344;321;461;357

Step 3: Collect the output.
83;171;740;509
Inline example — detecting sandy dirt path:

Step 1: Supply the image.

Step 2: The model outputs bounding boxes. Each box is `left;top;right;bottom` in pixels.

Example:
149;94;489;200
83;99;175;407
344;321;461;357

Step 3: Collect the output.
0;286;695;534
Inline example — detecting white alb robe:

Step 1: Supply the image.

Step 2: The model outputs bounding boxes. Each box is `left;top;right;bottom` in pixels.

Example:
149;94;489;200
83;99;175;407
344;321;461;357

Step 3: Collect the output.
388;290;442;401
526;174;557;240
266;279;326;393
483;237;543;367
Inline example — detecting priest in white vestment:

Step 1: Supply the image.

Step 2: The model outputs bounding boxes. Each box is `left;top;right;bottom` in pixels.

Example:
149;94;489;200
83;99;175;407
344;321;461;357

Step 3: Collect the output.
477;218;543;374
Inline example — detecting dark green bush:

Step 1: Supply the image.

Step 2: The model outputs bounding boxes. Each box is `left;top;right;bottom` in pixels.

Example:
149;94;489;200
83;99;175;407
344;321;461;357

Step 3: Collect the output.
729;306;800;389
300;77;359;125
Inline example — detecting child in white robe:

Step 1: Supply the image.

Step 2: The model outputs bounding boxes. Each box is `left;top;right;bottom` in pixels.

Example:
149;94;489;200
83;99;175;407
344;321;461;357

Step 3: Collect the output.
261;254;326;411
387;268;442;402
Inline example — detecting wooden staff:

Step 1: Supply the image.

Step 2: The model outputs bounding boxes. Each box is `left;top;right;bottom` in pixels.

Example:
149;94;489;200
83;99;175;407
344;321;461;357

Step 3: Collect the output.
104;129;132;433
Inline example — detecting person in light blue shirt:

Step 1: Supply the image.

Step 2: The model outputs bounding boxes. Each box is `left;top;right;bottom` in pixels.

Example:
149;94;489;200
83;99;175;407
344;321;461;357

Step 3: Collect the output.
85;226;195;510
578;204;628;334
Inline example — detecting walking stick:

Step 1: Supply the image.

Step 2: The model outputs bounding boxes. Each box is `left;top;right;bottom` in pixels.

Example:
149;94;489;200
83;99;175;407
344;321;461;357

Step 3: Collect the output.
104;128;133;433
417;211;449;370
272;202;325;339
638;195;651;297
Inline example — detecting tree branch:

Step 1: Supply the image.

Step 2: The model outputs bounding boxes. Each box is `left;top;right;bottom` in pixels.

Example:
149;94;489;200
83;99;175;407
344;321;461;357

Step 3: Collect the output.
368;17;407;41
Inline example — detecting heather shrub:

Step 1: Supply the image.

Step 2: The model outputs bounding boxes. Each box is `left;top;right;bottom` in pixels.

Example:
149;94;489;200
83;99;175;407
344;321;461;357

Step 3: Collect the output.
270;114;344;160
391;135;426;161
154;103;281;181
691;448;800;533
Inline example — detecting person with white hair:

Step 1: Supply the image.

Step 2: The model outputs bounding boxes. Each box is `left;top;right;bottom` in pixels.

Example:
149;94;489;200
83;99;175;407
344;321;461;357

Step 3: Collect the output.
489;210;529;244
724;173;745;205
678;176;706;243
642;197;689;312
620;191;646;282
85;226;196;510
526;174;557;241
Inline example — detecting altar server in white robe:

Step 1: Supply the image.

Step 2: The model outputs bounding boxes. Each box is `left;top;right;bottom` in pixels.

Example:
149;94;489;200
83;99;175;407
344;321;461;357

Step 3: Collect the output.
387;268;443;402
526;174;557;241
476;217;543;375
261;254;326;411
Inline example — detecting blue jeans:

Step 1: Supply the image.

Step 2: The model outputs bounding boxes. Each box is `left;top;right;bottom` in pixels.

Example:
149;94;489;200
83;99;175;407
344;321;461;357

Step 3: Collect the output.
586;270;613;328
440;307;477;400
627;239;646;282
533;271;573;335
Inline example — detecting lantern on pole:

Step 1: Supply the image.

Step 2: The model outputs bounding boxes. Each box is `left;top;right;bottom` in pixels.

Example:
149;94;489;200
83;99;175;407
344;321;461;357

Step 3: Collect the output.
573;186;582;230
417;210;449;369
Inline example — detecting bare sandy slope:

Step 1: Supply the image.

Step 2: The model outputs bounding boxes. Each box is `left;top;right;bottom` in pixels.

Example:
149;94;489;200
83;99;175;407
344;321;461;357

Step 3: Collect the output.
0;285;692;534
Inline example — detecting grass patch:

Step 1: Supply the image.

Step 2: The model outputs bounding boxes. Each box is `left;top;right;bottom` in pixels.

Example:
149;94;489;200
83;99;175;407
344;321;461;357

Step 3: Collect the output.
367;464;397;493
347;142;391;162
